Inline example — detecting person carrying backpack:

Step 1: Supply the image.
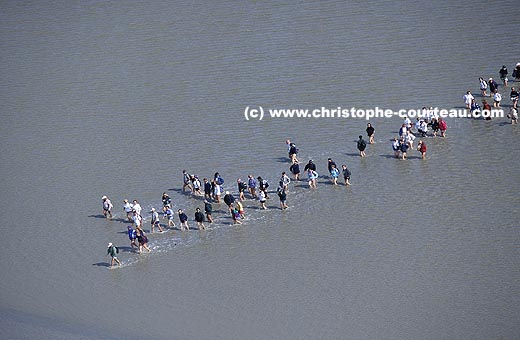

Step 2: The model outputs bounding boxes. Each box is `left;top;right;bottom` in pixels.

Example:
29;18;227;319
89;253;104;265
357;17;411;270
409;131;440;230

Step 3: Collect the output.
106;243;121;268
357;135;367;157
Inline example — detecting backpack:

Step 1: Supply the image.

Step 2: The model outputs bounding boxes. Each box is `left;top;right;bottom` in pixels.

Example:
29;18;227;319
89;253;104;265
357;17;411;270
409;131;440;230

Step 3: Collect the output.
115;246;119;254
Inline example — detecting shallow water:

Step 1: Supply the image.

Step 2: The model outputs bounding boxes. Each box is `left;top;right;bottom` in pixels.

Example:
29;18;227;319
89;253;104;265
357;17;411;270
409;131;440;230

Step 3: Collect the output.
1;1;519;339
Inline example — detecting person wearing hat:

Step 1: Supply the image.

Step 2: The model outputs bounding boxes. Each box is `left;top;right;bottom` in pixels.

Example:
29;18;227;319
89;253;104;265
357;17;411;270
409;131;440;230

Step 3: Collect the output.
223;191;235;212
150;208;164;233
102;196;113;219
106;243;121;268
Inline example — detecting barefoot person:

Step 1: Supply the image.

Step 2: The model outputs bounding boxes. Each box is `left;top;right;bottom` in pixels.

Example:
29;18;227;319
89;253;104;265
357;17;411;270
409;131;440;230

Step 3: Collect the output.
135;230;151;253
247;175;258;198
182;170;193;193
307;169;318;189
417;140;427;159
194;208;206;230
163;206;176;228
277;187;288;210
289;160;301;181
366;123;375;144
178;209;190;231
102;196;113;219
237;178;247;201
392;138;401;159
357;135;367;157
123;199;133;221
127;226;138;250
258;190;267;210
106;243;121;268
204;200;214;223
330;164;340;185
341;164;351;185
150;208;164;233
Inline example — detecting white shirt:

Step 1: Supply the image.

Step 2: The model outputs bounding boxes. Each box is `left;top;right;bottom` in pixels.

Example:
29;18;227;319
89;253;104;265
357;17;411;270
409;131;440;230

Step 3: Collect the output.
133;203;142;216
463;93;474;104
493;93;502;102
123;202;133;213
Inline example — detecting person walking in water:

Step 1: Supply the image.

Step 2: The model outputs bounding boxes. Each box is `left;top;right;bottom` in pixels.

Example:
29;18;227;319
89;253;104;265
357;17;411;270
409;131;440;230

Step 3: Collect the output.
230;205;243;225
307;169;318;189
366;123;375;144
258;190;268;210
247;175;258;198
150;208;164;233
417;140;427;159
194;208;206;230
122;199;133;222
392;138;401;159
161;192;171;208
127;226;138;250
438;118;448;138
463;91;474;109
204;200;214;223
289;159;301;181
182;170;193;193
341;164;351;185
279;171;291;192
163;205;176;228
479;77;488;97
288;142;299;163
499;65;508;87
237;178;247;201
106;242;121;268
277;187;288;210
135;230;151;253
357;135;367;157
102;196;113;219
330;164;340;185
178;209;190;231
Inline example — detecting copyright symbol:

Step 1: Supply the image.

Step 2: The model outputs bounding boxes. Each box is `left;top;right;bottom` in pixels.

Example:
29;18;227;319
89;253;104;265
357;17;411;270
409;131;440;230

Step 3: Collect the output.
244;105;264;121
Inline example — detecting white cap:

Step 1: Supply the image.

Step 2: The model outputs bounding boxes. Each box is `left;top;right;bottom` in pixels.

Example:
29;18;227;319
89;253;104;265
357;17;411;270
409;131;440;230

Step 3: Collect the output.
108;242;112;247
102;196;107;200
225;191;230;195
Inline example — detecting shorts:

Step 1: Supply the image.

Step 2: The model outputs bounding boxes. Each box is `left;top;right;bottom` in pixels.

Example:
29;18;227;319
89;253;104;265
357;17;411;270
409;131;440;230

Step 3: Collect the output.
151;220;160;225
